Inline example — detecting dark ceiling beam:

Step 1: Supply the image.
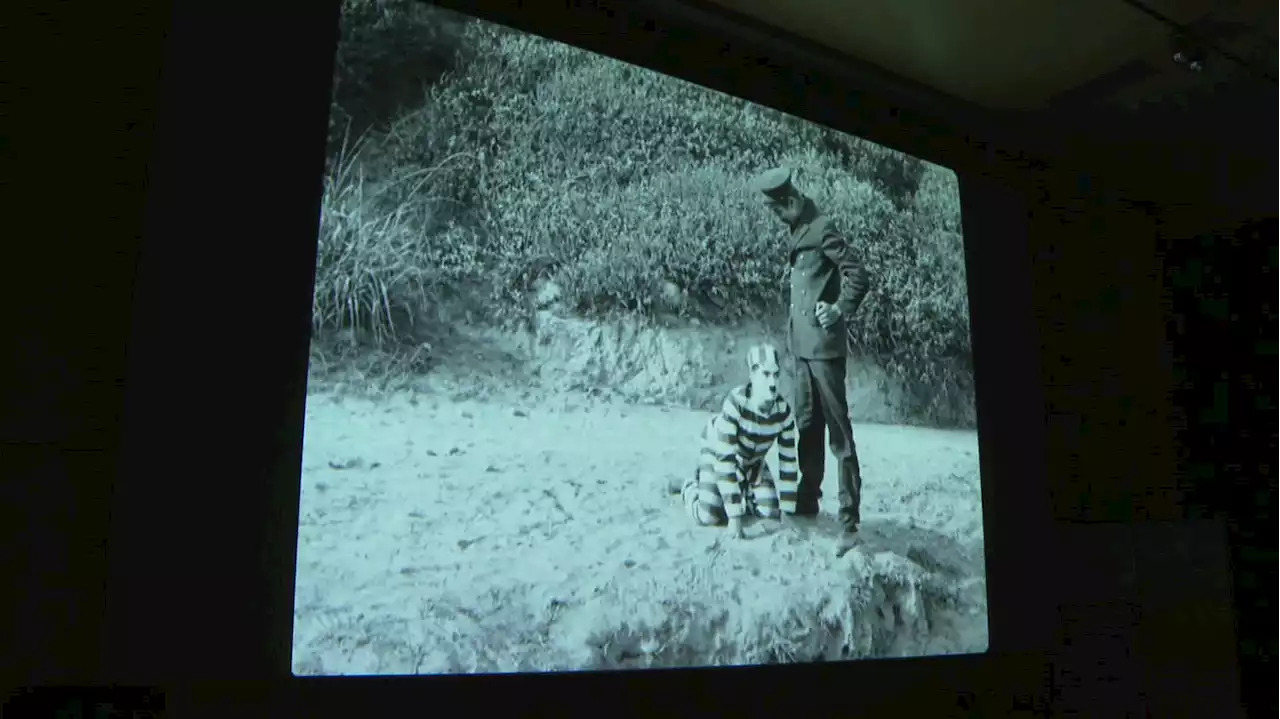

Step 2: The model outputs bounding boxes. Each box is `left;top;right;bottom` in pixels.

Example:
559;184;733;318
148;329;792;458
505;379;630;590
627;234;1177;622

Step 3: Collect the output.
624;0;1084;186
1047;59;1164;111
1117;0;1278;82
648;0;1005;139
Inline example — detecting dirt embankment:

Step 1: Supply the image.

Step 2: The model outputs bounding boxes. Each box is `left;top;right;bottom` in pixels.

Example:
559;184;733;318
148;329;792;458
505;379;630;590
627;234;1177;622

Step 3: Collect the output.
374;282;917;424
294;300;988;675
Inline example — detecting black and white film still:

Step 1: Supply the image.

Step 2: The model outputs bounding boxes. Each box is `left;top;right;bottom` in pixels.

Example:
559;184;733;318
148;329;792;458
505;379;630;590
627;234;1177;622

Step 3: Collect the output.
293;2;987;676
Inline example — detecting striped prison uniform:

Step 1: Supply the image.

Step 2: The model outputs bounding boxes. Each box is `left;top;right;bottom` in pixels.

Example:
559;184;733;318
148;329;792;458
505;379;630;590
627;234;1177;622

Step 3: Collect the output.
682;385;800;525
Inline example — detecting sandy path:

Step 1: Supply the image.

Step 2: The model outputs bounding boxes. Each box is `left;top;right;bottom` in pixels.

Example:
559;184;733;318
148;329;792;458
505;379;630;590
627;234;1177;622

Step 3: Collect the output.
292;387;987;675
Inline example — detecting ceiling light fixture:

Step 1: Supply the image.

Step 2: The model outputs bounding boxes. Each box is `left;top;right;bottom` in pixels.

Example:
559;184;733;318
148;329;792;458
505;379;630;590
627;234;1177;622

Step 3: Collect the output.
1114;0;1276;83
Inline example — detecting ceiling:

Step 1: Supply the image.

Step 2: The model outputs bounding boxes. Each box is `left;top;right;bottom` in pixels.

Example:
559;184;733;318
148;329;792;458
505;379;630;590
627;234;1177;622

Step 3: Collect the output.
699;0;1277;112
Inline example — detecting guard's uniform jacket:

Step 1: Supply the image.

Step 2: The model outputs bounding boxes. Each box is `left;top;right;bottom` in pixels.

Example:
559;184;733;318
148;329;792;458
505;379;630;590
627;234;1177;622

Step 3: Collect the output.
786;206;870;360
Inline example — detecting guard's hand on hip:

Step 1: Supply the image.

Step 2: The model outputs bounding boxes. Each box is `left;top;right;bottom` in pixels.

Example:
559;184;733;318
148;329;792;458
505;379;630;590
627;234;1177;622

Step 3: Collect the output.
815;301;841;329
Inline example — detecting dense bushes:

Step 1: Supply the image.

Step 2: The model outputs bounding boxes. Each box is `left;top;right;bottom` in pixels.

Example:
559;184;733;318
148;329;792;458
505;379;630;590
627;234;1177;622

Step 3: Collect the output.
314;4;974;425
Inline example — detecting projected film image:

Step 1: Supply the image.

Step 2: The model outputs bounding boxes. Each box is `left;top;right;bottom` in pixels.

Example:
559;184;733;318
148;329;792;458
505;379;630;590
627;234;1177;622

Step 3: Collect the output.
293;2;987;676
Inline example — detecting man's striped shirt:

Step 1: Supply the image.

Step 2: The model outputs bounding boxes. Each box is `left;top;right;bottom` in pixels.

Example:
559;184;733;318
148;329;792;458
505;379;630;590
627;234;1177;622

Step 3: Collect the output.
698;385;800;519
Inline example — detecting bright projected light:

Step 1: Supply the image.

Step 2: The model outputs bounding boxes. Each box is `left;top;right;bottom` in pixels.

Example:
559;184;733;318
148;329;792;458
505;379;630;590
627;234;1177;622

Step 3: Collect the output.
293;1;988;676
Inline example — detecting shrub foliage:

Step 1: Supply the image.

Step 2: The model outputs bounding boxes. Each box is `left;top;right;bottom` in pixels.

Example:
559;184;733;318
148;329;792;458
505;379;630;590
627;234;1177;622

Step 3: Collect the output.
314;3;974;426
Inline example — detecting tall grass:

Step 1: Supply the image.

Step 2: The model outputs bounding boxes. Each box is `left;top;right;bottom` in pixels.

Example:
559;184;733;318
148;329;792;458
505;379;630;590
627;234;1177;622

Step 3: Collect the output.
313;135;440;348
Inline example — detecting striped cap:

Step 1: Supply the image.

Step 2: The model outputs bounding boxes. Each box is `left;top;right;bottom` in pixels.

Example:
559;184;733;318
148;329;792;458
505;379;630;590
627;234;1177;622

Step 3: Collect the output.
747;343;781;371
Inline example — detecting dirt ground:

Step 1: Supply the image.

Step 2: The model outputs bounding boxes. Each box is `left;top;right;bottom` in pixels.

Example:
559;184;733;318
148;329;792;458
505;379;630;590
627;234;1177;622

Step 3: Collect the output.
291;375;989;675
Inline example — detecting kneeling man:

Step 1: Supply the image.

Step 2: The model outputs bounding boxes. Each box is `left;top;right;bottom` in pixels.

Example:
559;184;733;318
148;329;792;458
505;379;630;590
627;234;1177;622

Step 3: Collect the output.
681;344;801;539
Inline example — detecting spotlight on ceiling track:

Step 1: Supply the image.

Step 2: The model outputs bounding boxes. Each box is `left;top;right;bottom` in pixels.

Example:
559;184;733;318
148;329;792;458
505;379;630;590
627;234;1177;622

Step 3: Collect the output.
1170;34;1209;72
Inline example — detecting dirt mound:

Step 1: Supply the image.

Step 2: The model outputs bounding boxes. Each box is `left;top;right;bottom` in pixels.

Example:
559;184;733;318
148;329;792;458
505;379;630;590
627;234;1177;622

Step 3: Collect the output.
290;390;987;675
296;519;986;673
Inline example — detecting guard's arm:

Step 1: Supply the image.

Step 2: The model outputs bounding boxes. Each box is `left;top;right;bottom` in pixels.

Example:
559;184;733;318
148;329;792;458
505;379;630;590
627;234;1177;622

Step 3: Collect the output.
821;231;870;318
